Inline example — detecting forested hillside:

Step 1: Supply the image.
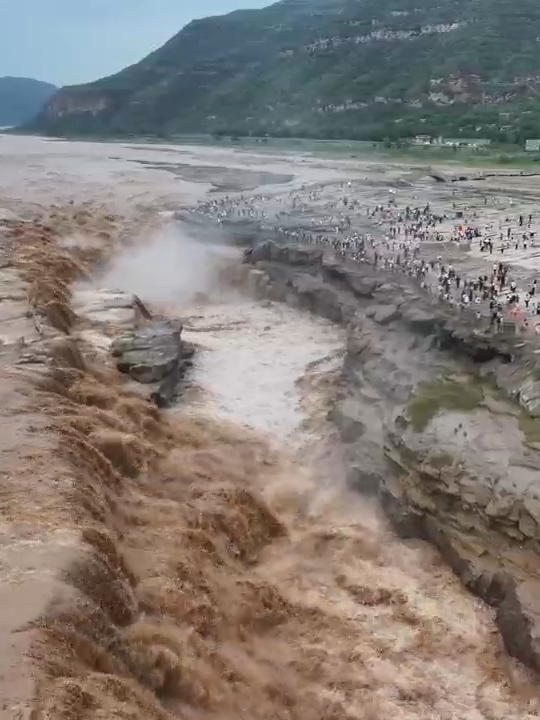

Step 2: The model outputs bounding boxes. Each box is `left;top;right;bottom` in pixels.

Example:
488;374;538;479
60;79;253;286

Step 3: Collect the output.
29;0;540;142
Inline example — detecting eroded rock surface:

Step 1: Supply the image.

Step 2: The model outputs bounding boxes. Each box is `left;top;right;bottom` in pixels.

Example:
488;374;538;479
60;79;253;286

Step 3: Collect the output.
73;287;196;407
111;320;194;407
244;239;540;674
74;287;152;328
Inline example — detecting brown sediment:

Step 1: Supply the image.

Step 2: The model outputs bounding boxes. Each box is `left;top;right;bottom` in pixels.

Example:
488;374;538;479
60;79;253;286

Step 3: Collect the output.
1;213;539;719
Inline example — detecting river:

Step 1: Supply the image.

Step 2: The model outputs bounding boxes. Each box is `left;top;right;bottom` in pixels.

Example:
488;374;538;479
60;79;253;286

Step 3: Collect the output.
133;237;538;720
1;134;538;718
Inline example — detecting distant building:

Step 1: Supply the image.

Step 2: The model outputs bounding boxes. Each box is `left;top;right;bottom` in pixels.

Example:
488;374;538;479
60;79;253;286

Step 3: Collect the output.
412;134;432;145
442;138;492;147
525;139;540;152
409;136;491;148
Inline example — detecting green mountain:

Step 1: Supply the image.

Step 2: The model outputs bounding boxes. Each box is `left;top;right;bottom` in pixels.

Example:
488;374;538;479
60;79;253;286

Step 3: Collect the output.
0;77;57;127
29;0;540;142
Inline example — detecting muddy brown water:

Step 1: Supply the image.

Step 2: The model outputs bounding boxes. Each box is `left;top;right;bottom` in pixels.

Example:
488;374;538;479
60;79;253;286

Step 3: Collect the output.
167;293;540;719
1;135;539;717
75;233;540;716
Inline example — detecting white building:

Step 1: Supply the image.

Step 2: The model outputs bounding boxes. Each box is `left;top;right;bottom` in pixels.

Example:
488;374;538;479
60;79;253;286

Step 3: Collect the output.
412;135;432;145
442;138;491;147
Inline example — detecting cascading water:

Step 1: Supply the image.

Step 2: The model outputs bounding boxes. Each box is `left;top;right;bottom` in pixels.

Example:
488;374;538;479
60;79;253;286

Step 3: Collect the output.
155;250;539;719
66;220;540;720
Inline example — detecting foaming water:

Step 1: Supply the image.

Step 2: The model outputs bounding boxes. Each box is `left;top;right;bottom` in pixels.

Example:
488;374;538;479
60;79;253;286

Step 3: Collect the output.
45;225;539;719
181;297;343;445
165;291;540;719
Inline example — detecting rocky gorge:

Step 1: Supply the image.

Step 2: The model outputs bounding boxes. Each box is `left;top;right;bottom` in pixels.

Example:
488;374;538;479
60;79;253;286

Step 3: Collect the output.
244;239;540;674
2;133;540;717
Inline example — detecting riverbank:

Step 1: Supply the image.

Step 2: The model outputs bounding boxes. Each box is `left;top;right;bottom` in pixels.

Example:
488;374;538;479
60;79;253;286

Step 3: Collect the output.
0;134;538;716
243;239;540;676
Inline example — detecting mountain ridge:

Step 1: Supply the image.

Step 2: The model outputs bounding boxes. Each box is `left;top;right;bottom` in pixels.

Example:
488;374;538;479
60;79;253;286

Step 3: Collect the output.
0;77;57;127
28;0;540;142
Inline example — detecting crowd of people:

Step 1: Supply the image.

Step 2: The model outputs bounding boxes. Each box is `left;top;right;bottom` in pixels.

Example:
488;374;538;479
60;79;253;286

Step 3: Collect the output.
192;184;540;336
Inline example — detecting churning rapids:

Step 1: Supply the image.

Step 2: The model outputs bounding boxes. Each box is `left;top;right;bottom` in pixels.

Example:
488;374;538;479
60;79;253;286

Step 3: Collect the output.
2;135;539;718
118;237;538;720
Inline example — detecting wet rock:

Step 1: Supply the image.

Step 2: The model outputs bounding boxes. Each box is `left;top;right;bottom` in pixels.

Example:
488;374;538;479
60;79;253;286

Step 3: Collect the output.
519;379;540;417
379;476;425;539
281;244;325;266
368;303;402;326
428;171;449;183
346;466;381;495
320;254;345;280
519;493;540;539
111;320;194;407
290;275;355;323
321;259;380;299
151;346;194;409
112;321;182;383
328;400;366;443
346;326;372;359
345;273;378;299
485;492;516;519
421;520;512;604
438;323;512;363
496;579;540;672
402;306;442;335
247;240;324;266
74;288;151;328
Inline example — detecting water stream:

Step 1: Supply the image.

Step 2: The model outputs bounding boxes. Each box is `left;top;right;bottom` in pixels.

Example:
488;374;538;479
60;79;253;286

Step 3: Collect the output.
160;288;539;720
87;225;540;718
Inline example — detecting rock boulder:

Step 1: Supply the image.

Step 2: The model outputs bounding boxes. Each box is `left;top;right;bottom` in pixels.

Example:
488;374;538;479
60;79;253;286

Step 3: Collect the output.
111;320;194;407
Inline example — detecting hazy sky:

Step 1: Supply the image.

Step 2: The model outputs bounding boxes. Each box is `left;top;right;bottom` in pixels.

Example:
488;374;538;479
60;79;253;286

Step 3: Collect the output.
0;1;270;87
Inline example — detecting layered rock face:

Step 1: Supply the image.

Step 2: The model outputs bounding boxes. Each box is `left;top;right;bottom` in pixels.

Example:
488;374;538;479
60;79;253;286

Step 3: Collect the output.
111;320;195;407
74;288;194;407
244;240;540;674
